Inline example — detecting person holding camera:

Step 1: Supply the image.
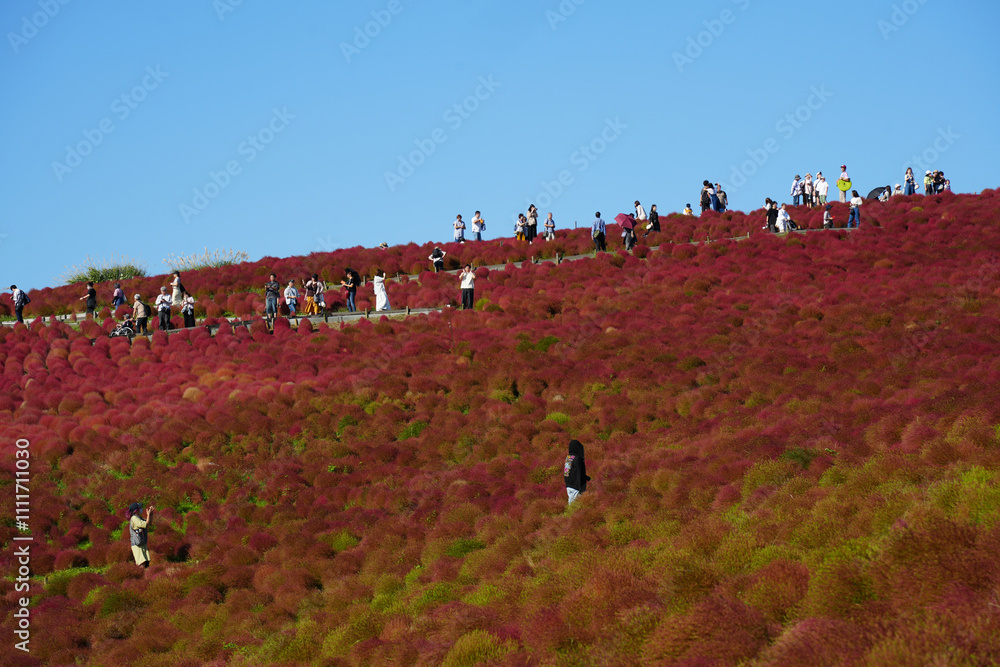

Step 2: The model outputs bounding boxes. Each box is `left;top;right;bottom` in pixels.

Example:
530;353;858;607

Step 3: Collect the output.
126;502;154;569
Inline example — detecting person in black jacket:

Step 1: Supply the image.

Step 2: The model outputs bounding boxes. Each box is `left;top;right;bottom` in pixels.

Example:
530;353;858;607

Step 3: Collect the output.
563;439;591;505
765;199;779;233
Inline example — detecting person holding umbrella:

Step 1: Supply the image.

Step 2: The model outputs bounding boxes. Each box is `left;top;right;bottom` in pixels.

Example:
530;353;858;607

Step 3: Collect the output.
615;212;637;250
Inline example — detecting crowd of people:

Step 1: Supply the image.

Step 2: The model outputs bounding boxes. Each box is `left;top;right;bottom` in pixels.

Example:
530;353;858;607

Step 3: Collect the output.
7;165;961;331
756;164;953;234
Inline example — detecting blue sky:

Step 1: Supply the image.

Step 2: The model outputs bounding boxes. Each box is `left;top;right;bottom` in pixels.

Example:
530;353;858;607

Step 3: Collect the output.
2;0;997;291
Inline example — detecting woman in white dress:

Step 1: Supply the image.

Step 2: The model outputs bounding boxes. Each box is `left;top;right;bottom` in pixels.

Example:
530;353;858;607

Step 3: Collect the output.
373;270;391;311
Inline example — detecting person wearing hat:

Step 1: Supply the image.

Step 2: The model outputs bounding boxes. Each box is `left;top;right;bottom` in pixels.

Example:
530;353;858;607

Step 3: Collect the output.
823;204;834;229
154;286;172;331
126;502;154;568
790;175;802;206
838;165;850;203
131;294;150;335
815;172;829;205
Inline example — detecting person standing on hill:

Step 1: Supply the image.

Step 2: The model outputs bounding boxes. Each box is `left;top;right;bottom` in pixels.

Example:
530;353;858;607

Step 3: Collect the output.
526;205;539;244
904;167;917;196
839;165;850;203
543;212;556;241
563;439;591;505
592;212;607;252
701;181;718;214
460;264;475;310
79;281;97;317
765;199;779;233
453;214;466;243
170;272;183;306
373;269;391;311
264;274;280;321
815;172;829;205
848;190;863;228
635;200;647;222
126;502;154;569
715;185;728;212
180;290;196;328
111;283;125;309
644;204;660;237
284;280;299;316
303;274;319;315
10;285;27;324
155;286;172;330
802;174;814;208
132;294;150;335
313;274;327;315
924;170;933;195
429;248;447;272
340;269;359;312
790;175;802;206
471;211;485;242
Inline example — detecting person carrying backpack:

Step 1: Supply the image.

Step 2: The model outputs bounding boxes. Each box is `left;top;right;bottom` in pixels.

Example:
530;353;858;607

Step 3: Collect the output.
429;248;447;273
10;285;29;324
126;502;154;569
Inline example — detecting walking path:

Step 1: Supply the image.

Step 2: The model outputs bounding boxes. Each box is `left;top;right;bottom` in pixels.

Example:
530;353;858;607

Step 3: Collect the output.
3;226;854;338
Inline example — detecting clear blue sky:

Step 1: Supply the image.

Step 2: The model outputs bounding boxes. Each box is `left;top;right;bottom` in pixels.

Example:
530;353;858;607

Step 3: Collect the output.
2;0;997;290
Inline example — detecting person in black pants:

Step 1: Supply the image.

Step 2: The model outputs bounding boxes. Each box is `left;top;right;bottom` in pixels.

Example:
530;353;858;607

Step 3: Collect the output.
79;281;97;317
643;204;660;238
460;264;475;310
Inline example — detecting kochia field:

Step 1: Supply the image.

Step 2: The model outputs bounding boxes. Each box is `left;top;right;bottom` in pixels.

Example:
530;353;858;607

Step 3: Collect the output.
3;191;1000;665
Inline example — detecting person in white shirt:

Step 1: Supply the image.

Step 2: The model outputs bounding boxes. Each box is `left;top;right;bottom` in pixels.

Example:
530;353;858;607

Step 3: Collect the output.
815;172;830;205
10;285;26;324
839;165;850;203
154;286;172;331
802;174;814;207
543;213;555;241
460;264;475;310
634;201;647;221
790;176;802;206
848;190;863;228
284;280;299;315
453;215;466;243
471;211;484;241
776;204;792;233
373;269;391;311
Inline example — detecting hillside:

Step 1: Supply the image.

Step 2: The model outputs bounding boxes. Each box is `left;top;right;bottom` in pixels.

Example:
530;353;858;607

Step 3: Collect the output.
3;192;1000;665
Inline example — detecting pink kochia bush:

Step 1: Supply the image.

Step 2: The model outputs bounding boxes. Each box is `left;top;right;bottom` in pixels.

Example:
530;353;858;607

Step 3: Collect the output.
1;192;1000;664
